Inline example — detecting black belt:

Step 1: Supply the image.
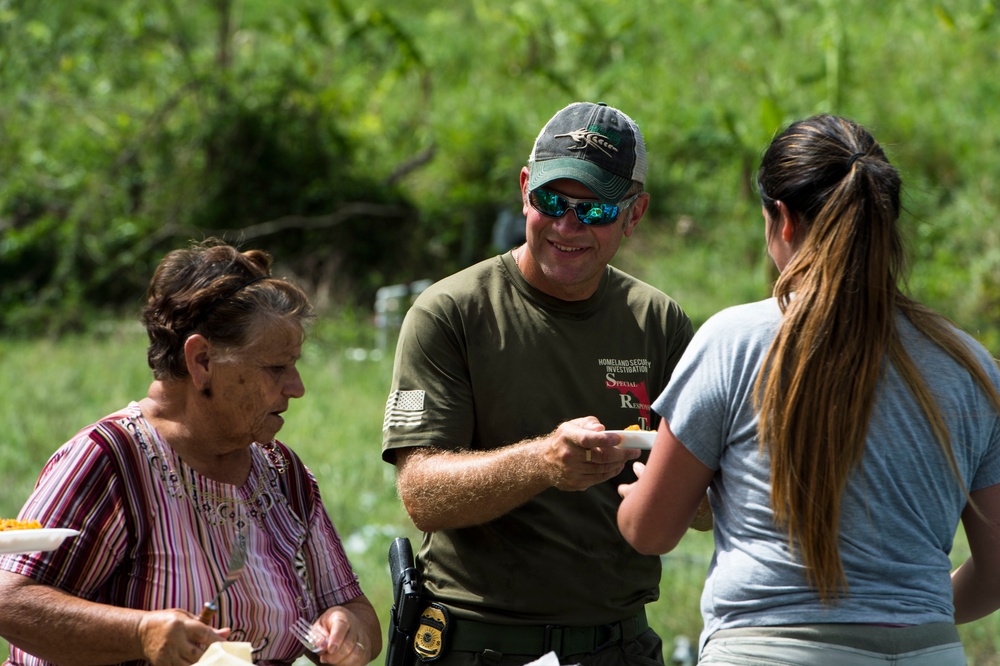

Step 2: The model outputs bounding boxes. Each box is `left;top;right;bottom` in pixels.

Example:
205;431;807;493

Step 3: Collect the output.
447;610;649;658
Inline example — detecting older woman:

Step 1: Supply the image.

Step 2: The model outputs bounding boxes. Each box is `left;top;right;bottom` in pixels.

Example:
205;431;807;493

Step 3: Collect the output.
0;240;381;666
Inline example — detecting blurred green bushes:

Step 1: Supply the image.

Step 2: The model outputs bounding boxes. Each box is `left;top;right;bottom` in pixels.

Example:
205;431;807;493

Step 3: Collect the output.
2;0;999;350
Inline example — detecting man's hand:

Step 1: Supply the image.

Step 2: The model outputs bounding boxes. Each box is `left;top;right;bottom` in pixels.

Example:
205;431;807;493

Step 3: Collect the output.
395;416;642;531
543;416;642;491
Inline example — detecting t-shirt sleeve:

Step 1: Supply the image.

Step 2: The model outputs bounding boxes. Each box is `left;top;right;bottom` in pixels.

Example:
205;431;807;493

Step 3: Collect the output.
381;296;475;462
652;323;730;470
971;416;1000;491
0;429;128;596
966;340;1000;491
651;306;771;471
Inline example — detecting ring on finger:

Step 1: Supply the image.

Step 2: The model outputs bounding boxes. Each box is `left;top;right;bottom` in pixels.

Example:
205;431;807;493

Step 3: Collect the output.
585;449;592;463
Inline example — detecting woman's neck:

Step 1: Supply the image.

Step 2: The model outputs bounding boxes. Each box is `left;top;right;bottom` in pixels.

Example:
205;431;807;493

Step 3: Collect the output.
139;388;253;485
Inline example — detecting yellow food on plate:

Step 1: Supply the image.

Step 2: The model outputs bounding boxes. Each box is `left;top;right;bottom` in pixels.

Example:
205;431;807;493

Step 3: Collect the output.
625;424;642;431
0;519;43;532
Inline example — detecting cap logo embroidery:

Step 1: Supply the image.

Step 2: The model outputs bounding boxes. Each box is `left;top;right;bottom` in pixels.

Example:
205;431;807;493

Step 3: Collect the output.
554;127;619;158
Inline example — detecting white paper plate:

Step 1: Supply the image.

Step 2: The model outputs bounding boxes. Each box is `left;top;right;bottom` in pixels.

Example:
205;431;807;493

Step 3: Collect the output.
606;430;656;450
0;528;80;555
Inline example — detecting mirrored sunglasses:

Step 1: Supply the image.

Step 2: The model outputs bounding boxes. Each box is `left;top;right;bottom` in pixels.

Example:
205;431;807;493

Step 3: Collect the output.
527;187;640;226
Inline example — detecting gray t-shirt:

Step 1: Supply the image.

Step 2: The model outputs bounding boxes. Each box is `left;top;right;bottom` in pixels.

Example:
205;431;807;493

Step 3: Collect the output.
653;298;1000;647
383;251;693;624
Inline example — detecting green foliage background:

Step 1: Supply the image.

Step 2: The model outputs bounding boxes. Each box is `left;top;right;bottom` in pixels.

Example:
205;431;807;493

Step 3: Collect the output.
2;0;1000;345
3;0;1000;662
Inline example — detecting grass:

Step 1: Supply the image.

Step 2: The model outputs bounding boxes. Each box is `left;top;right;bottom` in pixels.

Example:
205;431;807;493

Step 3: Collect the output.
0;313;998;664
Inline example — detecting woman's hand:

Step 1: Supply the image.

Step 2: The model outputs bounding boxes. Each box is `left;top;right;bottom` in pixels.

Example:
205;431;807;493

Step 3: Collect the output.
617;460;647;499
137;609;230;666
315;595;382;665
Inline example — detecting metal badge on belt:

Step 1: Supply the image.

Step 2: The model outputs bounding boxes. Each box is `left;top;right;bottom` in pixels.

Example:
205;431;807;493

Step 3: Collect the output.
413;603;451;661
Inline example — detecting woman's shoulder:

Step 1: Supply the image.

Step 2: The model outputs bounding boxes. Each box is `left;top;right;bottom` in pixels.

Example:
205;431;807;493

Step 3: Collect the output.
898;311;999;378
675;299;784;367
698;298;782;335
254;439;308;476
50;403;144;458
256;440;317;514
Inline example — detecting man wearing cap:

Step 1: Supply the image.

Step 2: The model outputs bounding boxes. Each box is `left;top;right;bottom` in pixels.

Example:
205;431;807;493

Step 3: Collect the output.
381;102;694;666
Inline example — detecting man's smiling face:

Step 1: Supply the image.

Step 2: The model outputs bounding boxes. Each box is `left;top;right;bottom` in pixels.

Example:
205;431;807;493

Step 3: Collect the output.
518;169;644;301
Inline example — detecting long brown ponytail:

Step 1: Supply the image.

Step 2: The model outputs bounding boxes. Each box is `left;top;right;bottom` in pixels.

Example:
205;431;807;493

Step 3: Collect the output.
753;114;1000;603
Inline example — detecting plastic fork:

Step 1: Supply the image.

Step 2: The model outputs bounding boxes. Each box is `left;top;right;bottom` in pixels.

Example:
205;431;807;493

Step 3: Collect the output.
291;617;329;653
198;535;248;623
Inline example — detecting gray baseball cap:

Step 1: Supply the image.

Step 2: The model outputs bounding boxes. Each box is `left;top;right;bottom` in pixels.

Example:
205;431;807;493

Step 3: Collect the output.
527;102;647;202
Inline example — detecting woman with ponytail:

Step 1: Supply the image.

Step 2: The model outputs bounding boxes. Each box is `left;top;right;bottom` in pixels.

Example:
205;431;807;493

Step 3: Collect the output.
617;115;1000;664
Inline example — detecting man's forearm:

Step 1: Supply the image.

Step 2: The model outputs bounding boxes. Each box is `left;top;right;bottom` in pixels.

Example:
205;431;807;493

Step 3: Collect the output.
395;441;554;531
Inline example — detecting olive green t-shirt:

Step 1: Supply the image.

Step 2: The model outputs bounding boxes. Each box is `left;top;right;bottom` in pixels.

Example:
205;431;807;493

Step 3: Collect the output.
382;251;693;625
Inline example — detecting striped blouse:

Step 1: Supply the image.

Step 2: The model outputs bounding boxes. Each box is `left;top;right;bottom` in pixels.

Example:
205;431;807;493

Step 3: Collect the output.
0;402;363;666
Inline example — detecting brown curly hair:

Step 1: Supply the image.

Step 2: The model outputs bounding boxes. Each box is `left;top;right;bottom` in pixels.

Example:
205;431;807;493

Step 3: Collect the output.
141;238;314;380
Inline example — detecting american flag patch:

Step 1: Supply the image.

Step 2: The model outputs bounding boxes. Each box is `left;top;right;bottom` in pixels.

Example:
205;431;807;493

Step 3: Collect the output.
383;389;426;430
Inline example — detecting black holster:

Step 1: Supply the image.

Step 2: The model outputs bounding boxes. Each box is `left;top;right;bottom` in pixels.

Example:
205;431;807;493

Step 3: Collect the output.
386;537;423;666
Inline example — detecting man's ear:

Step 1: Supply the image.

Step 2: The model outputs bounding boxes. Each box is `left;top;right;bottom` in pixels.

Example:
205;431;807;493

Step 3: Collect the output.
519;167;531;216
183;334;212;389
622;193;650;238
